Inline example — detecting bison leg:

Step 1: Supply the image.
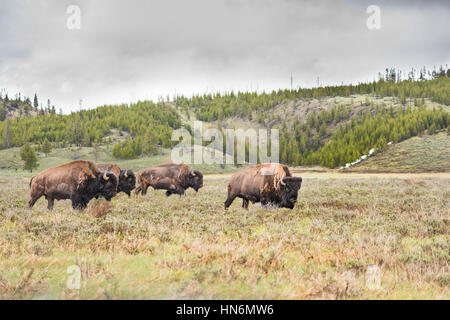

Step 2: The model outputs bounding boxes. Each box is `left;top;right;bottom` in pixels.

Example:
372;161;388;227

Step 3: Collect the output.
135;175;145;196
165;189;183;197
28;185;45;208
135;181;149;196
224;193;237;209
166;184;184;197
261;196;272;207
28;193;43;208
242;198;249;209
71;196;87;210
46;197;54;210
71;200;79;209
173;188;185;196
72;201;87;210
141;183;150;196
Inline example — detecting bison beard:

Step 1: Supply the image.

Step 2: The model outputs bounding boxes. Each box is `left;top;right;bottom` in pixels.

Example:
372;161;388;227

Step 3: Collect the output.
118;169;136;196
135;163;203;197
97;164;136;197
224;163;302;210
28;160;118;210
71;172;118;209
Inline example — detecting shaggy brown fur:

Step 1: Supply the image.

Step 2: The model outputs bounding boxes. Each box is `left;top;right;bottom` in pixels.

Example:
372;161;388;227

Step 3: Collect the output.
135;163;203;196
225;163;301;209
255;163;291;199
97;164;121;188
97;164;136;197
29;160;117;210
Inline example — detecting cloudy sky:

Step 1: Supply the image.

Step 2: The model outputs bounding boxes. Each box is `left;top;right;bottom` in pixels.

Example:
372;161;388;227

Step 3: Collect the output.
0;0;449;113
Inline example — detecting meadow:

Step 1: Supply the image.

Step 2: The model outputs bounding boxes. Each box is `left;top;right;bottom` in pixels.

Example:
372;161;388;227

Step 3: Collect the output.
350;132;450;173
0;172;448;299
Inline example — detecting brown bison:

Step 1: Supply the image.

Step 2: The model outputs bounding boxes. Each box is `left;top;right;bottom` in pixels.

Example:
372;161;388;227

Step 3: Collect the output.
224;163;302;209
97;164;136;196
29;160;118;210
135;163;203;197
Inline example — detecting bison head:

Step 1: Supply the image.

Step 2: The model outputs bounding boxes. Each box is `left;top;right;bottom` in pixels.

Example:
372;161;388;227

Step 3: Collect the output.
187;170;203;192
278;176;302;209
118;169;136;196
97;172;118;201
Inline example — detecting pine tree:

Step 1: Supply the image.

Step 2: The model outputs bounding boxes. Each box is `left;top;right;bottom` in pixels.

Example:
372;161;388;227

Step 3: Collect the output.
93;141;100;161
42;138;52;156
20;143;39;172
319;122;327;137
0;105;6;121
142;127;159;155
112;142;122;159
33;93;39;111
428;123;436;134
3;119;11;148
121;141;134;159
82;130;90;146
375;136;387;154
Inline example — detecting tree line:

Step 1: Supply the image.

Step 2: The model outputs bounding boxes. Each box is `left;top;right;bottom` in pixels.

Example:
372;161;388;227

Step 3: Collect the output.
174;67;449;122
279;105;449;168
0;100;181;159
1;66;449;167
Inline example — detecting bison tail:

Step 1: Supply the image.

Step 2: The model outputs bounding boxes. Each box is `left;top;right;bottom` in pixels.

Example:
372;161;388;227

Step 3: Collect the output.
29;176;35;188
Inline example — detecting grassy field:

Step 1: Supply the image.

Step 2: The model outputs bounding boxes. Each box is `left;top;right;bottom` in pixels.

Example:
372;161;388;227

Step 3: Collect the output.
0;172;448;299
0;145;240;177
349;132;450;173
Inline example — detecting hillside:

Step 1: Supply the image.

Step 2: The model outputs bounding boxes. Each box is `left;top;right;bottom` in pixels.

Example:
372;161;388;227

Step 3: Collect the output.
177;76;449;168
345;132;450;173
0;74;449;171
176;75;450;123
194;92;450;134
0;144;240;177
0;97;41;121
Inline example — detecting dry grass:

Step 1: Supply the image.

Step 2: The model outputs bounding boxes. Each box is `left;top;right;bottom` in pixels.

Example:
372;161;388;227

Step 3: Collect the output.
349;132;450;173
87;200;112;218
0;173;448;299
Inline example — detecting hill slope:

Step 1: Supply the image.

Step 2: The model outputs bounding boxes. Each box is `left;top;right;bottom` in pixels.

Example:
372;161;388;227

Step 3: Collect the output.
1;76;449;171
346;132;450;172
0;144;239;177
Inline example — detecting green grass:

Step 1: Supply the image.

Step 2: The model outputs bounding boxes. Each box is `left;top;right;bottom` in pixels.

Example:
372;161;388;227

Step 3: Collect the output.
0;172;448;299
347;132;450;173
0;145;241;177
2;132;448;178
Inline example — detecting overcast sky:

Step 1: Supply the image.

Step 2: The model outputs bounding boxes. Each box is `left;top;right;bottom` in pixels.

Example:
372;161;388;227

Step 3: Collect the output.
0;0;449;113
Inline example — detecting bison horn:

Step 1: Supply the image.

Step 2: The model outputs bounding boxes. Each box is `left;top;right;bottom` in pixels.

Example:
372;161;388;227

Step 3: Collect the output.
191;171;196;177
103;172;109;180
124;171;128;178
279;177;286;186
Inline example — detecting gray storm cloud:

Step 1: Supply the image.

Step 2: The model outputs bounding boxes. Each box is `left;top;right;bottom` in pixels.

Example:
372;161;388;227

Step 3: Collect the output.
0;0;449;112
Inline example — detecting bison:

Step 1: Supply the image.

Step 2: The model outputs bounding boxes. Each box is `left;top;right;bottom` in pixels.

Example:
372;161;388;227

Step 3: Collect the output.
29;160;118;210
97;164;136;196
135;163;203;197
224;163;302;209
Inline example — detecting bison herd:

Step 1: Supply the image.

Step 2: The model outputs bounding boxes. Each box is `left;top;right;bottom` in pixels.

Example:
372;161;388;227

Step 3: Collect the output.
28;160;302;211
